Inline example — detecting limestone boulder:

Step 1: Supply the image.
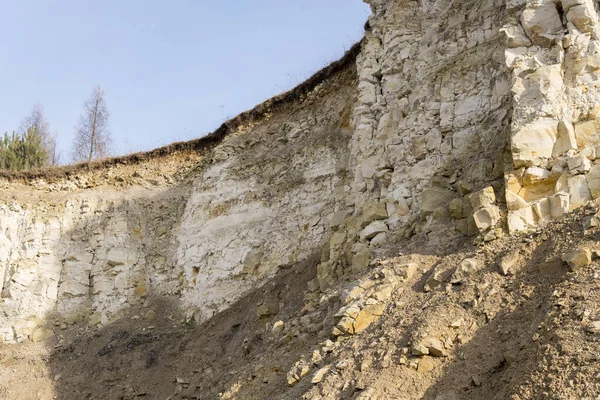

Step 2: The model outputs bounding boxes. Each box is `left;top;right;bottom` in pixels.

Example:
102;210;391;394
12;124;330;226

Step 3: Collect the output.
568;175;592;210
360;220;388;240
575;120;600;149
352;249;372;271
506;190;529;211
553;120;577;157
449;198;464;219
361;201;388;227
567;2;599;35
523;167;550;185
561;0;586;13
512;119;558;167
532;198;553;224
508;206;537;233
520;4;564;47
586;164;600;198
501;25;533;48
469;187;496;210
473;205;501;232
548;192;570;218
567;153;592;174
519;65;564;103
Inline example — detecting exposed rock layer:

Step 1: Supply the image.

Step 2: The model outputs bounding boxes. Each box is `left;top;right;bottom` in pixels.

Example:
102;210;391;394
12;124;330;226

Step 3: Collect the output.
3;0;600;349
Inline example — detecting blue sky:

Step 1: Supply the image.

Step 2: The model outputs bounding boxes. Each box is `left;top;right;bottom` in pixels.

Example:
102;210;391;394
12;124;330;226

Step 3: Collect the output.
0;1;370;162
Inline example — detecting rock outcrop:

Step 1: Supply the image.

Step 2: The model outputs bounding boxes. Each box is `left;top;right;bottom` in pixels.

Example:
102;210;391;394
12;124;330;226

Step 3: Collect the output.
2;0;600;353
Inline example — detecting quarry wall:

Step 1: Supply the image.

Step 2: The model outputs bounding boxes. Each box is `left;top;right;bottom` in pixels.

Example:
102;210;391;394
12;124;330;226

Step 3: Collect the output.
3;0;600;344
0;69;356;343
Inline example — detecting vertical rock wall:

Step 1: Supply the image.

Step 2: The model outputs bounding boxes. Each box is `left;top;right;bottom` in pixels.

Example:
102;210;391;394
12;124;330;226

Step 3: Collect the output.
503;0;600;232
0;189;189;343
317;0;513;289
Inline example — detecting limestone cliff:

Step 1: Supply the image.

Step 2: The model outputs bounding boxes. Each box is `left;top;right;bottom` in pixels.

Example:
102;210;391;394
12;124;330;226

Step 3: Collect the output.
2;0;600;349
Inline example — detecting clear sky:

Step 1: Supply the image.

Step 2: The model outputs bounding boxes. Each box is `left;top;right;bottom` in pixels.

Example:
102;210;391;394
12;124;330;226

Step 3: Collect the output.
0;1;370;163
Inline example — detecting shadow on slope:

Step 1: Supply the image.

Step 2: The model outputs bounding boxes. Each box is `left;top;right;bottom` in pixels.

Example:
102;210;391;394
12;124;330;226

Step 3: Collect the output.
419;207;600;399
46;254;320;400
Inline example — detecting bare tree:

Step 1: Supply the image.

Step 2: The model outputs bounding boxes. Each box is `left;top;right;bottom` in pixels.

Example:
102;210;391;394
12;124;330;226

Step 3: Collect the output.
72;85;112;162
20;103;60;165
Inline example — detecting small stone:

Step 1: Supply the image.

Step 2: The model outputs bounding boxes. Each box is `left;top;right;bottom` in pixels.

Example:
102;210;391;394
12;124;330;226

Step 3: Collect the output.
451;258;480;284
424;266;444;292
311;350;322;365
417;358;435;373
311;366;329;384
586;321;600;333
422;337;446;357
371;284;393;301
393;263;418;279
335;360;349;370
450;319;463;329
287;372;300;387
271;321;285;337
500;253;519;276
412;343;429;356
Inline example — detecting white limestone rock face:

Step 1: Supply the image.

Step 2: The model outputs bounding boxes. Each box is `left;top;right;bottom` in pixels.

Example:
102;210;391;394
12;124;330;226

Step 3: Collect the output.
8;0;600;344
502;0;600;232
175;147;346;320
0;71;354;341
328;0;514;265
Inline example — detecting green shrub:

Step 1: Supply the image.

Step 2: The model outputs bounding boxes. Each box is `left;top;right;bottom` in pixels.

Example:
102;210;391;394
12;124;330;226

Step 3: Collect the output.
0;127;49;171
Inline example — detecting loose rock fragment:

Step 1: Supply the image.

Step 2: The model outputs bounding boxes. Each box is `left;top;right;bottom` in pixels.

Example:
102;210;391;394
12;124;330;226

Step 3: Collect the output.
424;266;444;292
421;337;446;357
562;247;592;271
417;358;435;373
451;258;480;284
393;263;418;280
311;366;330;384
